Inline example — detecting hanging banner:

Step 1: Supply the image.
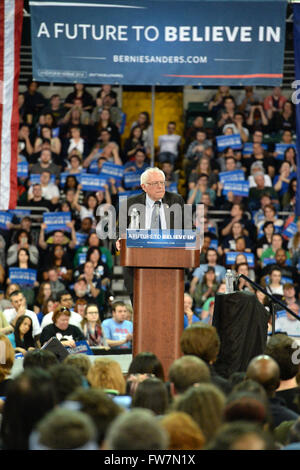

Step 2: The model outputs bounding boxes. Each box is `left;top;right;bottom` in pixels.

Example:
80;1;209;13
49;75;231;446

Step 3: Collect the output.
29;0;286;86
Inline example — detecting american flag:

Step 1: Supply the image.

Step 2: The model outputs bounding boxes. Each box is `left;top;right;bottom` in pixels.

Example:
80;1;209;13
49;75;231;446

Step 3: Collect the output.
0;0;23;210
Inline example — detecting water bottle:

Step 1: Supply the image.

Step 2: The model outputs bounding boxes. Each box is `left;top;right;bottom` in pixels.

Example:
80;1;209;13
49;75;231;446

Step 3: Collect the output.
130;208;139;229
225;269;235;294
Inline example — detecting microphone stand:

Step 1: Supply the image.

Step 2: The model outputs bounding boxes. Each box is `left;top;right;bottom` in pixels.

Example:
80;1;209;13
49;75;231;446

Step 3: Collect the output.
237;273;300;335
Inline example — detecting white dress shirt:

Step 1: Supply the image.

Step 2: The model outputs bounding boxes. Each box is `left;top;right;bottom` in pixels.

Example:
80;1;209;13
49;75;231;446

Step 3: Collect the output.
145;194;167;229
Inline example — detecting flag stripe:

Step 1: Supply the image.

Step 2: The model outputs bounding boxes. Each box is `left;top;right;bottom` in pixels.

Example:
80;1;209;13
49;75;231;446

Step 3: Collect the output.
10;0;23;209
0;2;4;206
0;0;23;210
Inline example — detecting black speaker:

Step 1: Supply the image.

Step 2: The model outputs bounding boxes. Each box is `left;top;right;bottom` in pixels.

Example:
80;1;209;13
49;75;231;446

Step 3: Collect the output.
212;291;270;379
41;337;70;362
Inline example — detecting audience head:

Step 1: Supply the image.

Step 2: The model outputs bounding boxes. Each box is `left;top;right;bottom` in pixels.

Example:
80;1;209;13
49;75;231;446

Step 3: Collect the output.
131;377;169;416
264;334;299;381
29;408;98;450
173;383;226;443
206;421;275;450
105;408;168;450
180;323;221;364
168;355;211;395
246;355;280;397
0;368;56;450
127;351;165;382
87;358;126;395
160;411;205;450
48;363;83;404
68;388;123;448
23;349;59;370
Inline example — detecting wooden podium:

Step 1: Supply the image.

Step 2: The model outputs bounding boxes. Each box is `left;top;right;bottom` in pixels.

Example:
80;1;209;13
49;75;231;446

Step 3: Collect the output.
120;238;200;376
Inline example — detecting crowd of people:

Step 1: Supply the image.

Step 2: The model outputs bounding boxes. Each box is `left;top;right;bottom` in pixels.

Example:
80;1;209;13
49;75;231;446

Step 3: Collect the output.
1;326;300;450
0;80;300;450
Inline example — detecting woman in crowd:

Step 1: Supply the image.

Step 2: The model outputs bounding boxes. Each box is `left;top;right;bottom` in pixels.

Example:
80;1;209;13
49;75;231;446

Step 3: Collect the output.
6;230;39;267
33;124;61;156
282;177;297;211
222;221;253;253
191;267;220;309
73;231;113;273
81;303;109;348
256;221;275;259
94;108;120;146
188;156;218;190
40;306;85;347
274;161;297;199
122;125;144;163
130;111;152;157
33;281;53;315
42;244;73;285
7;315;37;355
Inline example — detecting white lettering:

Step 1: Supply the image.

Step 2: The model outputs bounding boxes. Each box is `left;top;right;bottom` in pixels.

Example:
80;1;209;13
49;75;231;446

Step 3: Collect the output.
144;26;159;41
132;25;144;41
54;23;64;38
37;22;50;38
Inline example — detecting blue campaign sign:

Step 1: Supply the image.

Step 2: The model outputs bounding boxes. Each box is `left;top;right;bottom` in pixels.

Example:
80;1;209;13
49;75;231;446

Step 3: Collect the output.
219;170;245;183
261;257;276;267
118;189;143;204
0;212;13;230
222;180;249;197
101;162;124;181
282;222;298;239
43;211;71;232
80;173;108;192
30;173;56;184
17;162;29;178
216;134;242;152
8;268;37;286
66;340;93;355
242;143;268;155
275;143;297;160
88;160;100;174
78;252;87;265
59;172;83;187
123;171;141;189
225;251;255;267
126;229;197;248
168;182;178;193
9;209;31;221
30;0;286;86
75;232;88;247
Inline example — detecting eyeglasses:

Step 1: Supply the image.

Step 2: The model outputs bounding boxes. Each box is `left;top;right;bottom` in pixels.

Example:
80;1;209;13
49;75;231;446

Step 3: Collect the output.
146;181;165;187
59;307;70;313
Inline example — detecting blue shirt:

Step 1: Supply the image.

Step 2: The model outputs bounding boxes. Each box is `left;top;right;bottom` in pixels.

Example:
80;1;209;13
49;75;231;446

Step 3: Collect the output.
102;318;133;349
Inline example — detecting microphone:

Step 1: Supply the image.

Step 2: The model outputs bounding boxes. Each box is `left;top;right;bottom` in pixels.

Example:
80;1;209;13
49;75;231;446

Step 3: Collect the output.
130;208;139;229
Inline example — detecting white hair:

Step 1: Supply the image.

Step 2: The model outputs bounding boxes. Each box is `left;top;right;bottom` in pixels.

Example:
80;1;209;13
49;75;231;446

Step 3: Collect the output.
140;167;165;186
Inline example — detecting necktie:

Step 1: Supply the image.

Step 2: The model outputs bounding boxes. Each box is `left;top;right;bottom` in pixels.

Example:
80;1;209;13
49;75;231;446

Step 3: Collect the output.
150;201;161;229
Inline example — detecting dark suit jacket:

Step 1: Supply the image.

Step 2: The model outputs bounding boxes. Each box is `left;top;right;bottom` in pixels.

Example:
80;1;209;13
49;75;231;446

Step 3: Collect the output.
118;190;186;236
